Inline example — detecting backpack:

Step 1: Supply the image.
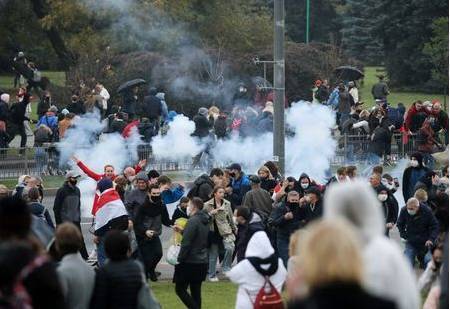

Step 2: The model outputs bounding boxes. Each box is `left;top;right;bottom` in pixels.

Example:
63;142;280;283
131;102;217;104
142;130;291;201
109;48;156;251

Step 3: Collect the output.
0;255;48;309
246;255;283;309
250;277;284;309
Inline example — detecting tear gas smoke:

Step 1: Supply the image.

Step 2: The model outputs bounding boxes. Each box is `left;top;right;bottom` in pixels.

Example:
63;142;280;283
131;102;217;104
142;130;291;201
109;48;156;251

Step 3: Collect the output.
58;111;141;217
151;115;204;161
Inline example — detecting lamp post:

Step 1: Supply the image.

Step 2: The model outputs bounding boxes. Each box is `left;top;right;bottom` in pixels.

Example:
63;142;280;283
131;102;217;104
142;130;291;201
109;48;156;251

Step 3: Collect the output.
273;0;286;176
306;0;310;44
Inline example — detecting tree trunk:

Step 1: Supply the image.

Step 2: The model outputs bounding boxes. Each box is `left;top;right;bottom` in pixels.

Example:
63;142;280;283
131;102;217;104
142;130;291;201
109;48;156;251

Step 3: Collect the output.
29;0;77;69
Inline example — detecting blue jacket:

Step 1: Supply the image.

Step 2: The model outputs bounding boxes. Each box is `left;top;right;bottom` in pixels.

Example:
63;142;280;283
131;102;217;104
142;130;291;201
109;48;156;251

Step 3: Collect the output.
326;87;339;108
37;113;58;130
231;174;251;207
161;185;185;205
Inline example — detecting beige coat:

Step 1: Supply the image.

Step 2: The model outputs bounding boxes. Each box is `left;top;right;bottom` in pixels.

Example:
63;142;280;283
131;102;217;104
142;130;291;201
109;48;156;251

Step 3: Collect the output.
204;198;236;241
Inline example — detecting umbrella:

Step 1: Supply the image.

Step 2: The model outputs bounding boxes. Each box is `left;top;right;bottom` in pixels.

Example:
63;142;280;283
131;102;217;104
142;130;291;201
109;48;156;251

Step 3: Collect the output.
117;78;146;93
334;66;364;81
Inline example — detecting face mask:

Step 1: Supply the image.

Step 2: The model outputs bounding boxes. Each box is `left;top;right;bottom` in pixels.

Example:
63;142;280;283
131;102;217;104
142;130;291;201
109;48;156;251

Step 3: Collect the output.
378;194;388;202
286;202;298;208
229;172;236;178
435;261;442;269
69;179;77;186
151;195;161;203
259;176;267;181
407;209;417;216
233;217;238;225
300;183;309;189
410;160;419;167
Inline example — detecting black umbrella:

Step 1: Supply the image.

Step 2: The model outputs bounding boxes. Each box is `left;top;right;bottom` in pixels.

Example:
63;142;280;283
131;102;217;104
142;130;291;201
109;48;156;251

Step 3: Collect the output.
334;66;364;81
117;78;146;93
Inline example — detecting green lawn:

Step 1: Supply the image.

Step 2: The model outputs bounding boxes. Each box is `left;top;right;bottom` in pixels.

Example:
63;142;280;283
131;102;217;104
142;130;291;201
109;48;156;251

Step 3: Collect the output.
359;66;448;109
0;176;65;189
0;71;66;90
151;281;237;309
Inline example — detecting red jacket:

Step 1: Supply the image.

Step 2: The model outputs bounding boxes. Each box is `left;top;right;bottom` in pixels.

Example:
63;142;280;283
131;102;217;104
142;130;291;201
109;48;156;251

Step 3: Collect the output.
404;106;430;132
122;120;139;138
77;161;142;214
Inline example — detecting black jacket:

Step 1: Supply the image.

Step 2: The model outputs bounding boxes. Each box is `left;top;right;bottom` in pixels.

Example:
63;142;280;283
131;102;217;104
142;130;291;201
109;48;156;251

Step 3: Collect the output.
192;114;211;138
133;197;171;241
178;210;210;264
368;126;390;157
402;155;430;202
171;206;188;225
29;202;55;229
287;282;396;309
53;182;81;224
67;100;85;115
90;260;143;309
236;212;265;262
298;199;323;227
190;174;215;202
37;97;50;118
397;204;439;249
9;97;30;125
142;95;162;120
0;100;9;122
269;201;302;237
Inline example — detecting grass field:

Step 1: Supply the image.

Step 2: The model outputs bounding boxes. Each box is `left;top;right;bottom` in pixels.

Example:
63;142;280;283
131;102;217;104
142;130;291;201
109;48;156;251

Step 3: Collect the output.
359;67;448;109
0;176;65;189
151;281;237;309
0;71;66;90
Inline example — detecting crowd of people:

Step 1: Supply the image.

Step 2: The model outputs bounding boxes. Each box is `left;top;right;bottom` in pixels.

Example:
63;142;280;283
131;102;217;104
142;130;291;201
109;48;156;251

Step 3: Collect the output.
0;152;448;308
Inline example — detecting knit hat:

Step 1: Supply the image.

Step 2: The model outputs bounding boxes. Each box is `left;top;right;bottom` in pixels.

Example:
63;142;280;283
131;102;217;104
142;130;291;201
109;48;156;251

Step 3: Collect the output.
0;93;10;104
147;170;160;180
136;171;149;182
198;107;208;117
49;105;58;113
97;178;113;193
61;108;70;116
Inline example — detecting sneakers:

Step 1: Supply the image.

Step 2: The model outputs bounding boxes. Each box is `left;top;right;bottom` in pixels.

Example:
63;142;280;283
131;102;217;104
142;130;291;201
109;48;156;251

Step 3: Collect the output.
208;276;219;282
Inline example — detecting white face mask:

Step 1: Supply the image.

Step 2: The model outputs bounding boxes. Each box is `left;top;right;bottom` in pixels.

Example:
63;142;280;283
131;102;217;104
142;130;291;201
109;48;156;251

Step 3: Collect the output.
378;194;388;202
233;217;238;225
187;206;193;217
407;209;417;216
300;183;309;189
410;160;419;167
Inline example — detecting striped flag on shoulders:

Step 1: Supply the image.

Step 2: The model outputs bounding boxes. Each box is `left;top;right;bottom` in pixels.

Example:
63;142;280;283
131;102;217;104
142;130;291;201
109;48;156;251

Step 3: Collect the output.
94;188;129;236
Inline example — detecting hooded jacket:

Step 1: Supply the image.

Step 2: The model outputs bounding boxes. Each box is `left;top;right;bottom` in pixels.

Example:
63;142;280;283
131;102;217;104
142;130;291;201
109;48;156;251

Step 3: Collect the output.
227;231;287;309
53;182;81;224
177;210;210;264
191;174;215;202
324;180;420;309
402;154;430;202
133;196;171;240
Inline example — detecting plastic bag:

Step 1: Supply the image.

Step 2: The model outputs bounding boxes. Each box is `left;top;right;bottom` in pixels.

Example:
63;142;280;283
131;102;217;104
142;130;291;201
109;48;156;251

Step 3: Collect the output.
166;244;180;266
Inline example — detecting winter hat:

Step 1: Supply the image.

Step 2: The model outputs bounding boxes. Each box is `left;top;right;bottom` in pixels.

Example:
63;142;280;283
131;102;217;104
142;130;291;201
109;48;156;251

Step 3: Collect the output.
97;178;113;193
198;107;208;117
227;163;242;171
61;108;70;116
136;172;149;182
249;175;261;184
0;93;10;104
49;106;58;113
147;170;160;180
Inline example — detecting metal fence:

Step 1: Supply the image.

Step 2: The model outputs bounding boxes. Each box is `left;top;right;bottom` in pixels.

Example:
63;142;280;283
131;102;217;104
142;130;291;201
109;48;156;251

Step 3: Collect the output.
0;133;444;179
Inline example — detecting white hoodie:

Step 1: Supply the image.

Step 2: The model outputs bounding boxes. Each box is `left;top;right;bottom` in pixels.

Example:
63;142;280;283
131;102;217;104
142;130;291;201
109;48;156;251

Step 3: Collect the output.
227;231;287;309
324;180;419;309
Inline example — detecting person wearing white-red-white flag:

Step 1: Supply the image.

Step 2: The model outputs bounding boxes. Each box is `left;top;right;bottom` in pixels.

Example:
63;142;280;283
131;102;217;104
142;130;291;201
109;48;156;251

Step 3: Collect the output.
94;178;129;266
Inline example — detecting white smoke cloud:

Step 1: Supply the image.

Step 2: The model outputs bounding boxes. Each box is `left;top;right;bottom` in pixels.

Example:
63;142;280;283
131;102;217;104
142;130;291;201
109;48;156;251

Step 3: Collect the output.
151;115;204;161
58;111;142;217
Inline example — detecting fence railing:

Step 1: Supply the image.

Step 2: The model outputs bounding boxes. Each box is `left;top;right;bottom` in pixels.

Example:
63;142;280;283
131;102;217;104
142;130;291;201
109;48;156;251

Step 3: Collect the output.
0;133;445;179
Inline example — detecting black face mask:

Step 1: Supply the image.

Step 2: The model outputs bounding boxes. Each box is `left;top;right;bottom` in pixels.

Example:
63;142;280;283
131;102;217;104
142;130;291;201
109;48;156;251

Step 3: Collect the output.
229;172;236;178
286;202;298;209
69;179;77;186
434;261;442;269
151;195;161;203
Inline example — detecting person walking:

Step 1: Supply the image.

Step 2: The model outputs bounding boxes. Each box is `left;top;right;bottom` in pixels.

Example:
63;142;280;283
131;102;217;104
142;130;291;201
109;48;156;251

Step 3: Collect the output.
133;184;171;281
371;75;389;101
227;231;287;309
242;175;274;220
402;153;431;202
7;87;30;154
55;222;95;309
53;171;89;259
174;197;209;309
397;197;440;268
189;168;224;202
204;186;237;282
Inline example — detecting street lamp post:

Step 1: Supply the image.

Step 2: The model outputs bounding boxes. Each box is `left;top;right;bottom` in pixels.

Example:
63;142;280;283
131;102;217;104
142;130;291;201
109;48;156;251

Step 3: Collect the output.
273;0;286;176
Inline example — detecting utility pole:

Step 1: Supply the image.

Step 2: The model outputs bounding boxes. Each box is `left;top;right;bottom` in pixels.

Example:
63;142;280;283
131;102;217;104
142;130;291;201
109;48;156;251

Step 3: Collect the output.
273;0;285;176
306;0;310;44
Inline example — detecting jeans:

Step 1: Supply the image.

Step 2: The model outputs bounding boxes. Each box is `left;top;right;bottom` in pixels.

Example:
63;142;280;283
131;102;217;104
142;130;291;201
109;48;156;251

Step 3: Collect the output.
138;237;163;278
208;238;234;277
276;233;290;267
404;242;432;269
175;281;202;309
97;236;107;266
367;152;381;165
35;147;48;174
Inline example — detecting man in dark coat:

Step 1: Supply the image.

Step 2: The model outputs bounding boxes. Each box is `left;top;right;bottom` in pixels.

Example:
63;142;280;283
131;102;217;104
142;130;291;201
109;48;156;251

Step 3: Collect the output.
402;153;430;202
142;87;162;130
188;168;224;202
371;75;390;101
7;90;30;154
397;197;439;268
234;206;265;262
242;175;273;220
228;163;251;209
269;190;302;266
298;187;323;227
53;171;88;259
66;94;85;115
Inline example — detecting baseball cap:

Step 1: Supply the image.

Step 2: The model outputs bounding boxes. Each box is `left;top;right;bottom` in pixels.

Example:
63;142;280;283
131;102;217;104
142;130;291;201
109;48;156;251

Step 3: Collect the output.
248;175;261;184
66;171;81;179
227;163;242;171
